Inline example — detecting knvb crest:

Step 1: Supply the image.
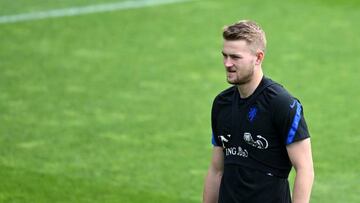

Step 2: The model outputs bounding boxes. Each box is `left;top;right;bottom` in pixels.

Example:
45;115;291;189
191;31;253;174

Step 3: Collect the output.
248;106;258;122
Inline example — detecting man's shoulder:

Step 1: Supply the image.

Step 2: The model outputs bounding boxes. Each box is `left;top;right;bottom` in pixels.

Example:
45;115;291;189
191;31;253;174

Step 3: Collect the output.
263;78;294;99
263;79;299;110
213;85;236;105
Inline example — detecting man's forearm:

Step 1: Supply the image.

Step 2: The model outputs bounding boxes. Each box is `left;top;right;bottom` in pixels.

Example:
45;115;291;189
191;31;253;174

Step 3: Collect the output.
203;169;222;203
292;168;314;203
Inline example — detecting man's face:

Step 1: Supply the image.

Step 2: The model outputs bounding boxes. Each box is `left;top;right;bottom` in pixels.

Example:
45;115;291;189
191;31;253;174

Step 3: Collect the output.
222;40;258;85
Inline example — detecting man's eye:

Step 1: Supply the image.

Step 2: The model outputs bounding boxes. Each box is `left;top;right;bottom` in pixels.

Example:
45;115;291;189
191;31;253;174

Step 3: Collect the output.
231;56;242;60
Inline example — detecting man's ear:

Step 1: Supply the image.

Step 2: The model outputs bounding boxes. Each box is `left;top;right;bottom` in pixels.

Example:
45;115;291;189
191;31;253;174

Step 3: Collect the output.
255;50;265;65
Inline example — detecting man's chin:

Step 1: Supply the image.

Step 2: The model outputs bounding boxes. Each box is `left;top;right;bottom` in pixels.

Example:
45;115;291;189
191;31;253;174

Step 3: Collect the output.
227;78;249;85
227;79;239;85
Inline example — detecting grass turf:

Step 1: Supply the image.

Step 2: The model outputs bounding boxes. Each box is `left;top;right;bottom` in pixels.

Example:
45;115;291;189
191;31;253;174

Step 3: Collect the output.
0;0;359;202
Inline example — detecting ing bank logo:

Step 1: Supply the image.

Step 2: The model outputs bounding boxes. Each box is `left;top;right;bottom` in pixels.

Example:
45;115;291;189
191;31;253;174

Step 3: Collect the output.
243;132;268;149
219;134;231;148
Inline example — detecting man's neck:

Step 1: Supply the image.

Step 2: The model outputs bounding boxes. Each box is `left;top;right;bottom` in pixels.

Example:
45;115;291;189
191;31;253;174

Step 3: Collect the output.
237;71;263;99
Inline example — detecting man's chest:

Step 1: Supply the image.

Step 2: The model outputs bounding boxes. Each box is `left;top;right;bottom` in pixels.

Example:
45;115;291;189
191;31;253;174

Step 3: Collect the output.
215;102;280;150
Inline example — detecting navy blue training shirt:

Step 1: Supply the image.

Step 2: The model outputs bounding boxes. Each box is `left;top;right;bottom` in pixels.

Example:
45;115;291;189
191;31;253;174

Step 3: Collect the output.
211;76;310;203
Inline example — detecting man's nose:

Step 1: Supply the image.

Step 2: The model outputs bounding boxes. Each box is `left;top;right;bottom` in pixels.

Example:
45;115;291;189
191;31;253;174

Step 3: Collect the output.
224;57;233;67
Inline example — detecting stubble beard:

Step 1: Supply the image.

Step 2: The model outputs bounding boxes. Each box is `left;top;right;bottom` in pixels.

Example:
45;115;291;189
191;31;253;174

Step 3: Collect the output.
227;65;255;86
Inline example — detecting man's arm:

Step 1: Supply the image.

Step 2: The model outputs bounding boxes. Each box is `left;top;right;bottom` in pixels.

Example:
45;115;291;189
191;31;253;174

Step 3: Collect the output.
287;138;314;203
203;146;224;203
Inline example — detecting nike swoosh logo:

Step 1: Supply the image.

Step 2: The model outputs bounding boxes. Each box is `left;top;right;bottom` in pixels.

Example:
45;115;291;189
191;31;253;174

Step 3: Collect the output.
290;100;296;109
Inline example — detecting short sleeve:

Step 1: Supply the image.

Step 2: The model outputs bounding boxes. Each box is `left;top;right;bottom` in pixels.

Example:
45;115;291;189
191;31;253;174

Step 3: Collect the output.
211;98;222;147
211;132;221;146
271;93;310;145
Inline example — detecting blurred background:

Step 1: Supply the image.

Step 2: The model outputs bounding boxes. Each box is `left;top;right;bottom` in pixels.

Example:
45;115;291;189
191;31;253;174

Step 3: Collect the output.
0;0;359;202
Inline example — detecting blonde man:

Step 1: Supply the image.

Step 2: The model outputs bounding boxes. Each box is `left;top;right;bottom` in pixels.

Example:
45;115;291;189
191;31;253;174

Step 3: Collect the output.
203;20;314;203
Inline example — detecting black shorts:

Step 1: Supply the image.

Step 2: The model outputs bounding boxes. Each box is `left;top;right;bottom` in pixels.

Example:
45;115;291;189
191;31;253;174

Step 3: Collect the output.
218;164;291;203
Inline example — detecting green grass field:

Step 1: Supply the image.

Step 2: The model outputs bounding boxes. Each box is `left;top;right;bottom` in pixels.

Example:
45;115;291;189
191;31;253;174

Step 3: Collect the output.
1;0;359;202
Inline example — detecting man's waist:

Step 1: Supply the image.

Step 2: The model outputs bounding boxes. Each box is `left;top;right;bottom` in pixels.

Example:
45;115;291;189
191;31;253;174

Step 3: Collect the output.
224;159;290;178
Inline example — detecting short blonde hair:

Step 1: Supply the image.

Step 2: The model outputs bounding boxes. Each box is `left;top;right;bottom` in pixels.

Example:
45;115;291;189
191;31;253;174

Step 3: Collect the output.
223;20;267;53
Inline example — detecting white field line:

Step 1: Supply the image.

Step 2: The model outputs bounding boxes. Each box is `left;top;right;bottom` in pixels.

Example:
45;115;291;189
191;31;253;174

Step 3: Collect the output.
0;0;190;24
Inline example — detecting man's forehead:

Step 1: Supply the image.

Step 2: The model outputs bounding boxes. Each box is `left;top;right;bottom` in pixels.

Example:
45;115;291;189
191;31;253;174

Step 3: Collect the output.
223;40;256;54
223;39;249;46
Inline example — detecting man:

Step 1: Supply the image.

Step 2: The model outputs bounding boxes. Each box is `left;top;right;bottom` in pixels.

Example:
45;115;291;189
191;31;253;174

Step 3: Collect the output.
203;20;314;203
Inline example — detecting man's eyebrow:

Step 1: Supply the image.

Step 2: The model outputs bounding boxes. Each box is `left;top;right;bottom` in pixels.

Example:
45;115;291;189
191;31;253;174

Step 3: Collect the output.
222;51;242;58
